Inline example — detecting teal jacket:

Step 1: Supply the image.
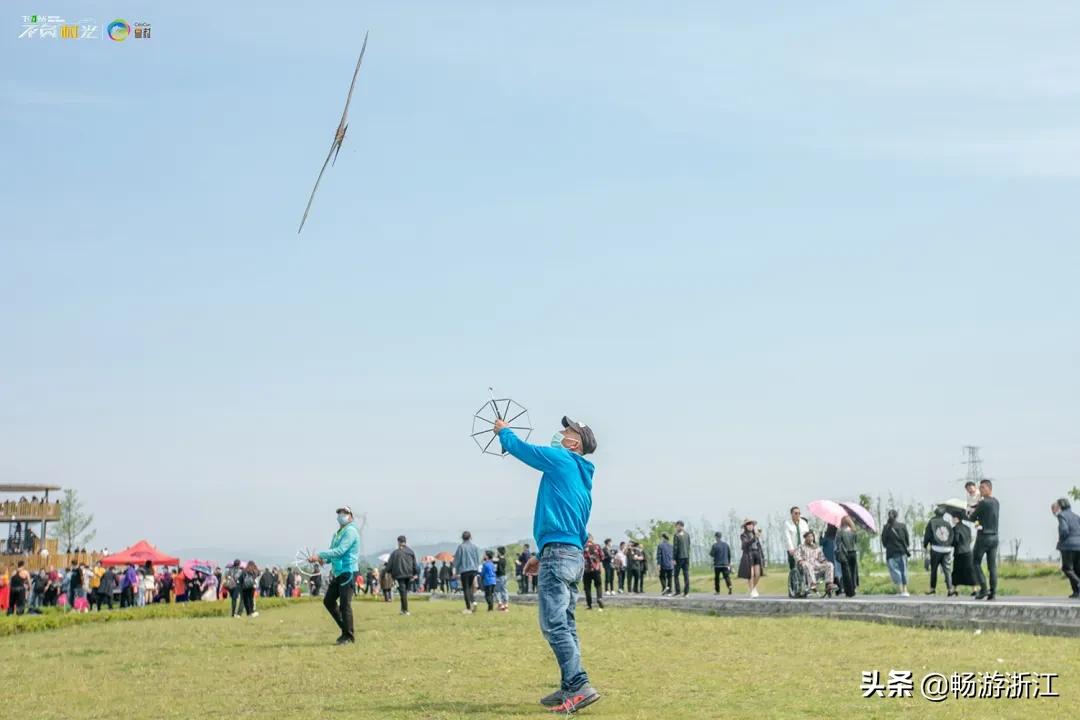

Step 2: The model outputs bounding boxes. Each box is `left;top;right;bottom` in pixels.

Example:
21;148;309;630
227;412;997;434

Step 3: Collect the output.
318;523;361;577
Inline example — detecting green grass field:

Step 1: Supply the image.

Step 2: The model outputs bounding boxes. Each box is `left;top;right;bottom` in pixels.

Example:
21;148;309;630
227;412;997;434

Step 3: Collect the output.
2;594;1075;719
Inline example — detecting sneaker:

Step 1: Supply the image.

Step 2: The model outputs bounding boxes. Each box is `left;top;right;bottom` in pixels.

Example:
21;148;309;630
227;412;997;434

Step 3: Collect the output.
947;591;958;597
924;590;936;595
539;690;565;708
900;592;910;598
728;588;733;595
596;607;603;612
550;686;600;713
335;636;355;645
251;612;259;618
750;588;759;598
400;611;410;616
1069;592;1080;600
462;609;473;615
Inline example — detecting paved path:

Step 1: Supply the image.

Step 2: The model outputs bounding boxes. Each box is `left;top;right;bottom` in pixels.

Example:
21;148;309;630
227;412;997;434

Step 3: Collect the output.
503;591;1080;637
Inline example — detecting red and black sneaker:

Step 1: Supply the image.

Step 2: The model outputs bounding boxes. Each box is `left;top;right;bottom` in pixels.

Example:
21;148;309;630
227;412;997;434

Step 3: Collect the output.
549;686;600;713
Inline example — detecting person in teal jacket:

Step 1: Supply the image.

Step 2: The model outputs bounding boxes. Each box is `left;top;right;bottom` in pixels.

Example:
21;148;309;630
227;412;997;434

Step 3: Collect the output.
495;415;601;715
309;504;360;644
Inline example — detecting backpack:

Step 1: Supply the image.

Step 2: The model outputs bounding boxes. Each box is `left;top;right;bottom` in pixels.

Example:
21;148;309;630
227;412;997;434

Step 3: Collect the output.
241;572;255;590
223;570;238;590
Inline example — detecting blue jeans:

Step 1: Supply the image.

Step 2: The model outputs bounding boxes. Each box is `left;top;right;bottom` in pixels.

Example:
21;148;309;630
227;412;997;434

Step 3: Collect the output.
538;543;589;692
495;575;509;605
887;556;908;586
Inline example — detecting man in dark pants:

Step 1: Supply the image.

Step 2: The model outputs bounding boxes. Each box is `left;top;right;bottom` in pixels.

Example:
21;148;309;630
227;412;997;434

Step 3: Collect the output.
439;561;452;593
966;479;1000;601
387;535;418;616
922;507;955;596
454;531;481;613
97;566;116;610
710;531;732;594
1053;498;1080;598
602;538;615;596
310;504;361;644
656;534;674;595
517;544;532;593
673;521;691;596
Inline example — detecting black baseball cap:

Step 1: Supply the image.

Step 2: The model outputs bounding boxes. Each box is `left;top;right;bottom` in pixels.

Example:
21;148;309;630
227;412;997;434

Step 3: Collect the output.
561;416;597;455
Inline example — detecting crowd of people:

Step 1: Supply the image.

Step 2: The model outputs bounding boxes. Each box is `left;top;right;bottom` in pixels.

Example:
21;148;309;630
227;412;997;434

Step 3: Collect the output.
0;557;333;617
3;484;1076;625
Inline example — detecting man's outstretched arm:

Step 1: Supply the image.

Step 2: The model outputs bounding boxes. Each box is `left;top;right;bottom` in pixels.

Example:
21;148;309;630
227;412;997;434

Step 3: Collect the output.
496;425;560;473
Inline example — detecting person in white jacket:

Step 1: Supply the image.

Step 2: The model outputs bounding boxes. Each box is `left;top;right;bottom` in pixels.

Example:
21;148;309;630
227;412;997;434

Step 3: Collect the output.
784;507;810;572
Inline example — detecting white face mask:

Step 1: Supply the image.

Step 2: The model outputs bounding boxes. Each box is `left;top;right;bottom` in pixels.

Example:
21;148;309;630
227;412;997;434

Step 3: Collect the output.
551;431;579;451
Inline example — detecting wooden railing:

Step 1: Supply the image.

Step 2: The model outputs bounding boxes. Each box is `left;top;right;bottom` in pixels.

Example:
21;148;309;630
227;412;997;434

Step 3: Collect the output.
0;500;61;521
2;551;105;574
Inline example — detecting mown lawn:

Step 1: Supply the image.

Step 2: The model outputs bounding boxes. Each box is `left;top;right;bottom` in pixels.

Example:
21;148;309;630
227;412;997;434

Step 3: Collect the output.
1;594;1075;719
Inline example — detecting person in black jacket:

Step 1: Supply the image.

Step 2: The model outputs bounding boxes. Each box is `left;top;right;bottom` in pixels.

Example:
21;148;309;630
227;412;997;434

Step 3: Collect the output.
672;521;691;597
966;479;1000;600
1052;497;1080;599
880;510;911;597
737;520;764;598
950;515;976;593
837;517;859;597
709;532;732;594
387;535;418;615
425;562;439;593
438;562;451;594
602;539;615;596
922;508;955;596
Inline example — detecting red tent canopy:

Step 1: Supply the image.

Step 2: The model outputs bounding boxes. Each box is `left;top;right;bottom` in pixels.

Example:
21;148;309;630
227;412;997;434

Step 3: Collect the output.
100;540;180;567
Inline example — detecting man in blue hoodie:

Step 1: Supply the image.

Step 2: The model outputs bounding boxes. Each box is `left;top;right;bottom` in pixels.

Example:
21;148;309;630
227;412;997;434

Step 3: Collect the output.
495;415;600;714
309;505;361;644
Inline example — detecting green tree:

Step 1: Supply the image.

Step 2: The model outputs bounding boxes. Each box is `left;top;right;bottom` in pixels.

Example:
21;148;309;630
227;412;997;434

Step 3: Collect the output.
626;518;677;576
1069;486;1080;503
53;488;95;552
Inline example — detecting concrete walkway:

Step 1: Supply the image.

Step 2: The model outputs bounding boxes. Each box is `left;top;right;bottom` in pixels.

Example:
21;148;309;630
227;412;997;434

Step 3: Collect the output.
506;591;1080;637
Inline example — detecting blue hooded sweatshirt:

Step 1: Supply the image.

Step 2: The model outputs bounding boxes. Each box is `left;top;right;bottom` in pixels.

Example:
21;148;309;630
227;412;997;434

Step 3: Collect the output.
498;428;594;552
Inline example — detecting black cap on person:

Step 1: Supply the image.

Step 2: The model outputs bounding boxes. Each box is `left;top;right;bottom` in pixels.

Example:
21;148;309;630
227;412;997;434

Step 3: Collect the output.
561;416;597;455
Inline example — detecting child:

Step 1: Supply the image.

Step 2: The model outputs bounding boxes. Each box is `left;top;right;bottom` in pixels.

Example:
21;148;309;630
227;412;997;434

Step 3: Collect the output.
495;546;510;612
481;550;497;611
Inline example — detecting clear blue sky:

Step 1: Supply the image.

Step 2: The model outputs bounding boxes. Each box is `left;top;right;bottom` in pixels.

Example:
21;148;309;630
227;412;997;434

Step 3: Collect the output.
2;1;1077;559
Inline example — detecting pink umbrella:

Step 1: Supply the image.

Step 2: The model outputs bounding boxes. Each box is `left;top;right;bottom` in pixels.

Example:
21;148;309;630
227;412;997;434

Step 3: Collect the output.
840;501;877;532
182;559;213;579
807;500;847;527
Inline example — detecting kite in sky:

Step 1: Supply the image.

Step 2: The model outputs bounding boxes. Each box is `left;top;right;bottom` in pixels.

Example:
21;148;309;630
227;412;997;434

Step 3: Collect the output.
297;31;369;234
